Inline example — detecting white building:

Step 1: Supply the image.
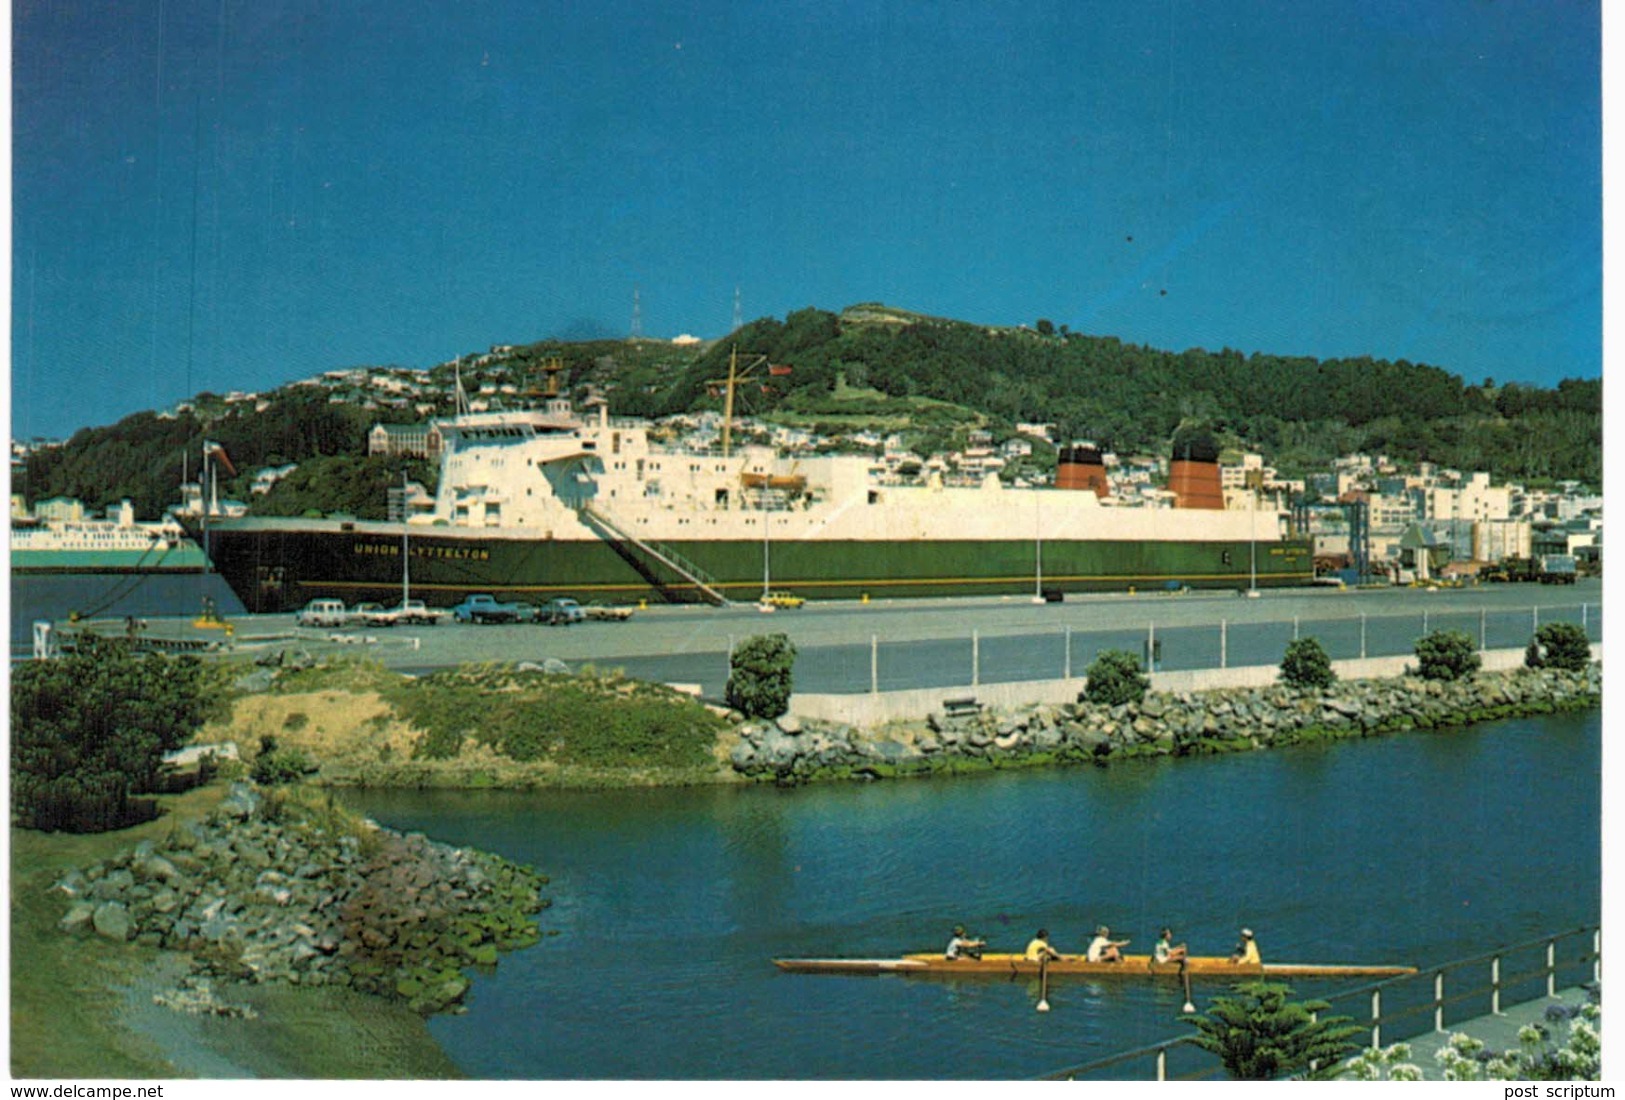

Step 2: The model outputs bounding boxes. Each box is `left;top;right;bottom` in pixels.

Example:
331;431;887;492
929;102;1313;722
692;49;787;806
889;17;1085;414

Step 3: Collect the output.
1426;472;1512;524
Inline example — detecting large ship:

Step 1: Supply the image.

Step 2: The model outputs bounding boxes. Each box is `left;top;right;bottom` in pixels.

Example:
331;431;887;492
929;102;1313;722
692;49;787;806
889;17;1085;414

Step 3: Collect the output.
187;382;1313;614
12;502;207;574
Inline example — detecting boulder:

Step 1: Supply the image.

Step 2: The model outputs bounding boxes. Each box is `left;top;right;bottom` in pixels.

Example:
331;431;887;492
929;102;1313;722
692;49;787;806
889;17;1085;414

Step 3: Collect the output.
52;870;90;898
59;901;97;934
871;739;915;762
92;901;135;942
234;668;276;693
136;855;181;884
728;741;758;771
218;782;261;820
90;869;136;901
775;714;803;735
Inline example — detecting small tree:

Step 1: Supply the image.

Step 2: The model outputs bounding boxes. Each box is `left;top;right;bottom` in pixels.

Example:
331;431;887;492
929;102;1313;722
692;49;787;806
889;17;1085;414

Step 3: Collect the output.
1414;629;1481;682
250;734;317;786
1082;649;1149;706
1185;980;1362;1081
1279;637;1336;690
725;633;797;719
1524;622;1592;673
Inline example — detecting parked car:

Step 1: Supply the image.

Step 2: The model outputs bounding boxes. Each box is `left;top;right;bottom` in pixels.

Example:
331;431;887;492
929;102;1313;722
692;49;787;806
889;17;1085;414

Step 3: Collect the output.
537;597;586;625
584;601;635;622
296;598;350;628
757;591;805;610
352;602;392;626
388;599;450;626
451;594;531;624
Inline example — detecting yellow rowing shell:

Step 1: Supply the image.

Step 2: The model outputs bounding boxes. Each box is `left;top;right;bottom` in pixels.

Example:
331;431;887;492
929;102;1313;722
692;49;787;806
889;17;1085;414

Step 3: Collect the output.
772;953;1417;980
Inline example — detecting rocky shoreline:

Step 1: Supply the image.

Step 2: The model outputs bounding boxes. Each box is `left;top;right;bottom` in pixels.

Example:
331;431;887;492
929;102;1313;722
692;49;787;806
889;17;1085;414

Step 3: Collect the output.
729;664;1602;784
53;782;548;1018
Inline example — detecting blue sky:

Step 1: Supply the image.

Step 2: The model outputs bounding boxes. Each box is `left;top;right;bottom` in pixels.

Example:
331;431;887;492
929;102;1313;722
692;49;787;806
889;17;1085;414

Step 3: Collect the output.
11;0;1602;441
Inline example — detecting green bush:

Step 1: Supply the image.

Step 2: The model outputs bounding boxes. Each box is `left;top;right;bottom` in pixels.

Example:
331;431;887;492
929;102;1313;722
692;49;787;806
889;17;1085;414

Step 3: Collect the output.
1082;649;1149;706
1525;622;1592;673
1279;637;1336;690
1414;629;1481;682
725;634;798;719
11;637;206;832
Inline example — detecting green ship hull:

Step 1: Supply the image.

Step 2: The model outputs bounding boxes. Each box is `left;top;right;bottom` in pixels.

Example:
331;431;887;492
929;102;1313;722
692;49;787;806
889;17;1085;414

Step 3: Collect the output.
193;518;1314;613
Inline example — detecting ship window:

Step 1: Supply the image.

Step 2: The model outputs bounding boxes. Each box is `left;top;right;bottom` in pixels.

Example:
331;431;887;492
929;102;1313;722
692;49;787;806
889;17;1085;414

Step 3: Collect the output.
715;489;728;506
868;490;879;504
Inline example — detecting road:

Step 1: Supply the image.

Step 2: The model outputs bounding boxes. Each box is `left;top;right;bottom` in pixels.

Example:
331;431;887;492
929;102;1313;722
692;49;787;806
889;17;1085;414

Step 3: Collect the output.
226;578;1603;697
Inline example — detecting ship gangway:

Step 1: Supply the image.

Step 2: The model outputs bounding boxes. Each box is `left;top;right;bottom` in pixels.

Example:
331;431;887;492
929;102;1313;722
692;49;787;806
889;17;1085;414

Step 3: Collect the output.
579;505;733;607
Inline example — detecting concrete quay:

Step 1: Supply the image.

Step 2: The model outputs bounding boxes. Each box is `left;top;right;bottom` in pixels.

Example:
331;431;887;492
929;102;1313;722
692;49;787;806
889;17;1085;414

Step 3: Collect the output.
1350;986;1596;1081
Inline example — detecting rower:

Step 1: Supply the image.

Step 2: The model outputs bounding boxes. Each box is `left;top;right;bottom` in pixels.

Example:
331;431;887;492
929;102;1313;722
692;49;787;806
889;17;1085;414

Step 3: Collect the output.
945;924;986;961
1024;928;1063;963
1086;925;1129;963
1153;927;1188;964
1230;927;1261;965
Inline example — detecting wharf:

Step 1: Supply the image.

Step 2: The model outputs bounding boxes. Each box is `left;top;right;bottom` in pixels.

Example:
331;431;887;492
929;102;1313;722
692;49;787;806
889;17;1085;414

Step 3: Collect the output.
1353;985;1595;1080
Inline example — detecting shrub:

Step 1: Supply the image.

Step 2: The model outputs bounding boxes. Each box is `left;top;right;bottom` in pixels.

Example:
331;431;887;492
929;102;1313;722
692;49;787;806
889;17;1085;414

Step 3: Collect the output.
1414;629;1481;682
1082;649;1149;706
250;733;316;785
1525;622;1592;673
725;634;798;719
11;636;206;832
1279;637;1336;690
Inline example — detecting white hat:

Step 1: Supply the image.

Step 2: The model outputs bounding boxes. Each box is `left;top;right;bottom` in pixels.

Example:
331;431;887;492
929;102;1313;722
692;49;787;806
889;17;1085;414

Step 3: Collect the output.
1241;928;1254;938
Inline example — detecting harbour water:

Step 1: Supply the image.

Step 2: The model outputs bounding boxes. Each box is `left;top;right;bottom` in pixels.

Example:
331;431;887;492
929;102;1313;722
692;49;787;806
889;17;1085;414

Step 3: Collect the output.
343;710;1600;1079
8;573;244;657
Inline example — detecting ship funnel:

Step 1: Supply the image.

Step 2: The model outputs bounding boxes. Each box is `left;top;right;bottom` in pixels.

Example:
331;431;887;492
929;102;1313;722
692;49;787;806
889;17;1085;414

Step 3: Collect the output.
1168;433;1224;509
1056;442;1109;497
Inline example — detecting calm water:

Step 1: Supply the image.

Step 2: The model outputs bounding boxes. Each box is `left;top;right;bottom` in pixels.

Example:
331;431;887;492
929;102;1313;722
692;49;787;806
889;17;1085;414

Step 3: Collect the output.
343;711;1600;1080
10;573;245;653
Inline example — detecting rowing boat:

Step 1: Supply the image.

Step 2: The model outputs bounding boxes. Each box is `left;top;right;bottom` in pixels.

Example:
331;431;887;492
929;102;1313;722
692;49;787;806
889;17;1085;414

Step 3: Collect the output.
772;953;1416;980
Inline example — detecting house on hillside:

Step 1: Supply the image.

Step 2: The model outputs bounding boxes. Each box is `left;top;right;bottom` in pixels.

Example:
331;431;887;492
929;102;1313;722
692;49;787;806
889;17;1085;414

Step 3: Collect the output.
368;422;444;460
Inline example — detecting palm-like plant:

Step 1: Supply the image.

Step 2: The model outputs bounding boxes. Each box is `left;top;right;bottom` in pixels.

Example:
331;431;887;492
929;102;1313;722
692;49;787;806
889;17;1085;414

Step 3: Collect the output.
1185;981;1363;1080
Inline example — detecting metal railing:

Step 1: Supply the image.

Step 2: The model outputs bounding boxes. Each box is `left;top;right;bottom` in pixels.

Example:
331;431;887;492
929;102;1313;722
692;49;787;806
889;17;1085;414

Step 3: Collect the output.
808;600;1600;696
580;505;732;606
1037;925;1600;1081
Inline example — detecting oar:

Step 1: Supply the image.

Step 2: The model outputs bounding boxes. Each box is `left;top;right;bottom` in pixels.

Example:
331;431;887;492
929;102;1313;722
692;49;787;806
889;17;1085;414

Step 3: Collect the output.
1036;953;1050;1013
1180;957;1195;1014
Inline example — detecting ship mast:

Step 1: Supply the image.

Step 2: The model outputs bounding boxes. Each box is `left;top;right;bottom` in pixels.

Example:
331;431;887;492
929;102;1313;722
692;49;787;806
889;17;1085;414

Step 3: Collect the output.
709;345;768;457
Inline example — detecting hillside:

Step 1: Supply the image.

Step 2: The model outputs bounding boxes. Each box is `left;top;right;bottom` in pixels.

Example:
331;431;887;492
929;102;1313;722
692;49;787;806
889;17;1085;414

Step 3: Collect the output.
15;303;1601;516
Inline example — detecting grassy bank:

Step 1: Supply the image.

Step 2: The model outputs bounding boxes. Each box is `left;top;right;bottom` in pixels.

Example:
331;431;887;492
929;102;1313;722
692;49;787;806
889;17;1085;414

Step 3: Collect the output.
211;659;738;789
10;783;461;1079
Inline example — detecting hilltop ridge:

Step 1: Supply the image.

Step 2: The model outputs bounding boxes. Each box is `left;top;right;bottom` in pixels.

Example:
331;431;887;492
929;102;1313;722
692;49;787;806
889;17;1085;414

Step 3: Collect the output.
14;302;1601;519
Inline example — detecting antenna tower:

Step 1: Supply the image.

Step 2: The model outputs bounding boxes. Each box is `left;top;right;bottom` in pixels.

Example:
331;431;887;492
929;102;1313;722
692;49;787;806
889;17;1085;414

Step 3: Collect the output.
732;286;743;332
631;287;642;340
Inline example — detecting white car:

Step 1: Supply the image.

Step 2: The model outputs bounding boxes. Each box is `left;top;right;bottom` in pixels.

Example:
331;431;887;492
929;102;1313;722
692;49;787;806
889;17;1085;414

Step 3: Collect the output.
296;598;350;628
